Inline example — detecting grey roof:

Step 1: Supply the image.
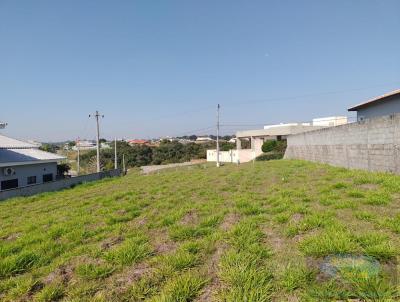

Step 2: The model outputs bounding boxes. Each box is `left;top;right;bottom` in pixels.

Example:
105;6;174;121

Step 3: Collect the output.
348;89;400;111
0;134;38;149
0;148;65;167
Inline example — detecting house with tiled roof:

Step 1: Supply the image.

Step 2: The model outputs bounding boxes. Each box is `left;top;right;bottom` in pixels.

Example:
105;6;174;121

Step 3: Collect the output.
0;123;65;190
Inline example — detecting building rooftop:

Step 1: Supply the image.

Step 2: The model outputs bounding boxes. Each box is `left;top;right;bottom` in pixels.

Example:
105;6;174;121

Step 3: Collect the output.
127;139;149;144
0;134;38;149
237;124;327;138
0;148;65;167
348;89;400;111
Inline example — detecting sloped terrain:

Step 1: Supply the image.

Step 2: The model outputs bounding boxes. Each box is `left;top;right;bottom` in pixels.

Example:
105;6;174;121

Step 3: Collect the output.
1;160;400;301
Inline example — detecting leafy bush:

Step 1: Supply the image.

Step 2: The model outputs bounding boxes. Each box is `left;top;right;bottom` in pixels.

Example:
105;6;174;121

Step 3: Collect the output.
255;153;283;161
261;140;278;153
258;140;287;161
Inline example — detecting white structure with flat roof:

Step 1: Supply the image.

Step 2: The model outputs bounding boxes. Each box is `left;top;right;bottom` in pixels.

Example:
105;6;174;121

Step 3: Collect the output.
0;124;65;190
207;117;347;163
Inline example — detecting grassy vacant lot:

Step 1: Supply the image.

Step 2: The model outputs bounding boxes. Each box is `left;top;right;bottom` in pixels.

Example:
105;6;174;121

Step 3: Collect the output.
1;160;400;301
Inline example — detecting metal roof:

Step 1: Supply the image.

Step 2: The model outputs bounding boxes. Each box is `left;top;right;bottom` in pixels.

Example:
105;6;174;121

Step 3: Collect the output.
0;148;65;167
0;134;38;149
348;89;400;111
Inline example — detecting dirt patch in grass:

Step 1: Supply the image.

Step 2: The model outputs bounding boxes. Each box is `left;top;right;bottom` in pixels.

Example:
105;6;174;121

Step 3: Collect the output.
181;210;199;225
116;209;128;215
136;216;147;226
1;232;21;241
305;257;329;282
290;213;303;224
292;228;319;244
264;227;286;253
150;229;177;254
358;183;380;191
101;236;124;250
43;265;74;285
113;262;152;292
220;213;241;231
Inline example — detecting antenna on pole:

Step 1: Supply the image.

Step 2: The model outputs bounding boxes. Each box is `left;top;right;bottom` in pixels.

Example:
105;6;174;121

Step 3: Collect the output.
89;111;104;173
216;104;220;167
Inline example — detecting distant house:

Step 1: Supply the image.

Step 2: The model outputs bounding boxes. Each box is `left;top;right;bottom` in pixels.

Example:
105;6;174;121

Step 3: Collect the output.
127;139;150;146
0;130;65;191
207;119;337;163
73;140;96;151
348;89;400;121
195;136;215;144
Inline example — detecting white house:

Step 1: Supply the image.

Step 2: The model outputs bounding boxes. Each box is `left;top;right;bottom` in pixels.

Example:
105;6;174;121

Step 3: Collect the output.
0;125;65;190
196;136;215;144
207;117;345;163
73;140;96;150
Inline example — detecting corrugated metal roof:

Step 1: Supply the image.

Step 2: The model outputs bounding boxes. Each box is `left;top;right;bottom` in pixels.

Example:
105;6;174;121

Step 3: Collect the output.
348;89;400;111
0;148;65;165
0;134;38;149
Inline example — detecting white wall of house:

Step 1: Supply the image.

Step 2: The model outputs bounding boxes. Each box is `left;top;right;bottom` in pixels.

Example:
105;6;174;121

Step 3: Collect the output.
207;149;238;163
0;162;57;190
207;149;263;163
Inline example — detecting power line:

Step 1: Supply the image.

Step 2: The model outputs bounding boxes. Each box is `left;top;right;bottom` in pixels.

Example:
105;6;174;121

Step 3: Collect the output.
173;125;215;137
223;82;400;107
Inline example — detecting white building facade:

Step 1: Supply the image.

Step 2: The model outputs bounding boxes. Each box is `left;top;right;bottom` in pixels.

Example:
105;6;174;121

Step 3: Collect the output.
0;130;65;191
207;117;347;164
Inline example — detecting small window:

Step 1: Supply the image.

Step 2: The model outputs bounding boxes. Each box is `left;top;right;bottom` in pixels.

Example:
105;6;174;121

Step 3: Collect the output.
27;176;37;185
1;179;18;190
42;173;53;183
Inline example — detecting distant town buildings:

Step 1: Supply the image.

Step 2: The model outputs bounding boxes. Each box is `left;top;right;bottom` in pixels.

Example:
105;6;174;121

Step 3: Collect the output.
71;140;111;151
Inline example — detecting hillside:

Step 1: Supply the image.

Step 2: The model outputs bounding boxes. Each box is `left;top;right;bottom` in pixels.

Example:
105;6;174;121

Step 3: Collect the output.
1;160;400;301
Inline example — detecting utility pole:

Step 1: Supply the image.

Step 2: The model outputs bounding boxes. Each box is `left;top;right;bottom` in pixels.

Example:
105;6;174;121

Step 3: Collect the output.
216;104;220;167
76;138;80;175
89;111;104;173
114;138;118;170
122;154;126;175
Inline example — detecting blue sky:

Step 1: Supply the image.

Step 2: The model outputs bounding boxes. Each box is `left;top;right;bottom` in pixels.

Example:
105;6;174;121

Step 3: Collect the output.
1;0;399;141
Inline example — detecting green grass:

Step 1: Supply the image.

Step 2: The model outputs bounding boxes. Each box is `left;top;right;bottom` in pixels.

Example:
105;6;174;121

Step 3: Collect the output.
0;160;400;301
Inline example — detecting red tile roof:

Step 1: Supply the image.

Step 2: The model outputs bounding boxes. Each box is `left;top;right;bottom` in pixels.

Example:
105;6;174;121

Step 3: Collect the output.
127;139;149;144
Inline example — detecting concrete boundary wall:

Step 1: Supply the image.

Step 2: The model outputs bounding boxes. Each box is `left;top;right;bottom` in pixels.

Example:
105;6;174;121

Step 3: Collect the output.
0;169;121;201
284;114;400;173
